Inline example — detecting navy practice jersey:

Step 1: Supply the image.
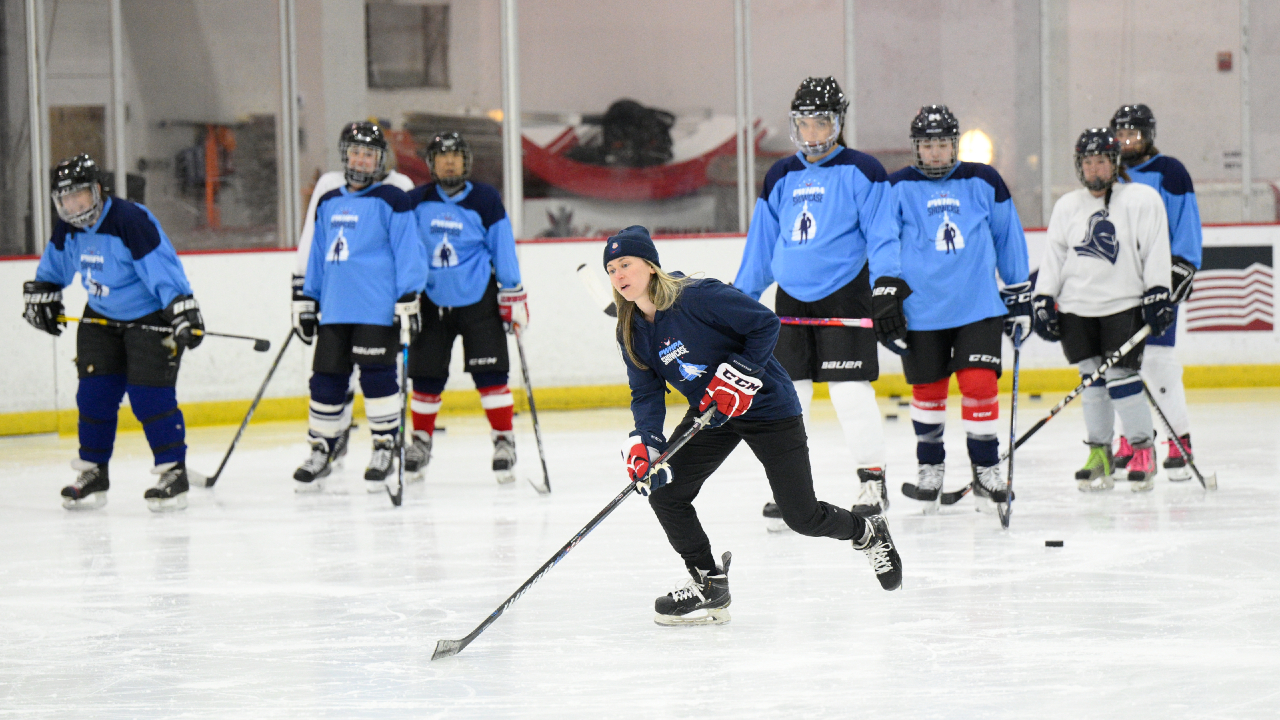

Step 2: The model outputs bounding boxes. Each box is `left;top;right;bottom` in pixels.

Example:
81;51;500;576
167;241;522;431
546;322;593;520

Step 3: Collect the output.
1122;154;1202;269
35;197;193;321
879;163;1030;331
303;182;427;326
622;276;801;444
406;181;521;307
735;148;898;302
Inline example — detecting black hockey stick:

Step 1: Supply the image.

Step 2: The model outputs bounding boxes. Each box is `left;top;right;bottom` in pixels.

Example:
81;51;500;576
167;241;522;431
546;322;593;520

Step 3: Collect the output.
387;341;409;507
1142;380;1217;491
59;315;271;351
513;325;551;495
432;406;719;660
935;324;1153;506
201;329;295;488
998;328;1024;529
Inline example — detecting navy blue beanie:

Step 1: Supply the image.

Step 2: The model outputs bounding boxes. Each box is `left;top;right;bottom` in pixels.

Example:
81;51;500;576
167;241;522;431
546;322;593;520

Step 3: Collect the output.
603;225;660;270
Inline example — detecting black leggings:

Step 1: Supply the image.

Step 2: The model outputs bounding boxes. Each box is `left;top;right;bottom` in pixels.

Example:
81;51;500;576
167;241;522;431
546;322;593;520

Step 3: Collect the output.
649;407;863;574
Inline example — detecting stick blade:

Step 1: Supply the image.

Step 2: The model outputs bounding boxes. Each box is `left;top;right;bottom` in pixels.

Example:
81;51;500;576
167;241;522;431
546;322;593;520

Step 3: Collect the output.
1204;472;1219;491
941;484;972;506
253;339;271;352
188;468;214;488
526;475;551;495
432;639;464;660
997;503;1011;529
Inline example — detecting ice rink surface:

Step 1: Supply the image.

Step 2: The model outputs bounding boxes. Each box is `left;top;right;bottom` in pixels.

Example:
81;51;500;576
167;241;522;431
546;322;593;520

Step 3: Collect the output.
1;389;1277;719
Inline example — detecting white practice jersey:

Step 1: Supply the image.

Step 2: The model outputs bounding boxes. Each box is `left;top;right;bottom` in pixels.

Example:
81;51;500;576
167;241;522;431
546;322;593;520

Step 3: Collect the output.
293;170;416;276
1037;182;1171;318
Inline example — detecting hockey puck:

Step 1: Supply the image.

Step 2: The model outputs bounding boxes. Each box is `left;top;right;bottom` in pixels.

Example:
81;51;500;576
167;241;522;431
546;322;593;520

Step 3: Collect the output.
884;413;899;421
1030;393;1042;400
1045;540;1064;547
897;400;910;408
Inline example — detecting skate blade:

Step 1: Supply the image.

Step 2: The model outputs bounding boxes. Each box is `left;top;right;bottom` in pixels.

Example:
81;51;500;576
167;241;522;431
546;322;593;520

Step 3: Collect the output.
764;517;790;533
146;492;188;513
974;495;992;514
1165;467;1192;482
494;470;516;485
365;480;386;493
1129;479;1155;493
654;607;731;626
294;478;325;494
919;496;940;515
1077;477;1115;492
62;492;108;511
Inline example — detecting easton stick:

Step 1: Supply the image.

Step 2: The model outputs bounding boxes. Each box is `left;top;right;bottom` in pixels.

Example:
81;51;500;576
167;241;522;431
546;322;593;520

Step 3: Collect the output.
778;316;873;328
513;325;551;495
431;407;719;661
201;329;296;487
931;324;1154;506
1143;380;1217;491
58;315;271;351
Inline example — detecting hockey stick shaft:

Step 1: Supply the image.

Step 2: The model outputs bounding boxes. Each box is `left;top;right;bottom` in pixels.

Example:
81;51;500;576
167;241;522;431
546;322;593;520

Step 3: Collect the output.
206;329;295;486
59;315;271;350
1000;330;1023;528
513;325;552;494
387;342;408;507
778;316;873;328
432;406;719;660
1142;381;1216;491
575;263;617;317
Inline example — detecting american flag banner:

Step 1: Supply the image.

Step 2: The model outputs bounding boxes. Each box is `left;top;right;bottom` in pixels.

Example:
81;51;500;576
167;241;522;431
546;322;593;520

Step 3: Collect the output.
1185;245;1273;332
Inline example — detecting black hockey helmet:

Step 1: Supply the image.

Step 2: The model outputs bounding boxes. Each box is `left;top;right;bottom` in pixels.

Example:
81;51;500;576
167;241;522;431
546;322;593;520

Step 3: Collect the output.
50;153;105;228
1074;127;1121;191
910;105;960;178
424;131;472;192
338;120;389;188
1110;103;1157;159
789;77;848;157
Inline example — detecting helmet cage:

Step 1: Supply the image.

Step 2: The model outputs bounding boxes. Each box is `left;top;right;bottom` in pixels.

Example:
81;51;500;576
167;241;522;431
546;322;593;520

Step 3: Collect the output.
912;136;958;179
1075;143;1120;192
789;111;843;157
52;181;103;228
340;140;387;188
426;134;473;191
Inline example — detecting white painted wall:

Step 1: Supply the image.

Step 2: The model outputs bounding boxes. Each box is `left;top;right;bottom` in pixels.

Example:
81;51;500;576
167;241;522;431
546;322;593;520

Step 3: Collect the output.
4;226;1278;418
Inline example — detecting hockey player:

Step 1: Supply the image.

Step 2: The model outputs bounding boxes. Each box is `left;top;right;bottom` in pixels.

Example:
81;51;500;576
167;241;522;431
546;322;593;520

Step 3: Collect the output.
291;121;416;474
292;121;428;491
733;76;898;523
878;106;1031;513
1110;104;1202;480
403;132;528;484
24;154;205;512
607;226;902;625
1032;128;1173;492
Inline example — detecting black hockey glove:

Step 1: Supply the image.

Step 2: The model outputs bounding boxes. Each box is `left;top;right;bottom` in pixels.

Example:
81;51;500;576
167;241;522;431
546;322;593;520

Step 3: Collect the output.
1142;286;1175;337
164;295;204;350
999;281;1033;342
1170;256;1196;304
871;276;911;356
394;293;422;345
23;280;65;336
1031;295;1061;342
291;275;318;345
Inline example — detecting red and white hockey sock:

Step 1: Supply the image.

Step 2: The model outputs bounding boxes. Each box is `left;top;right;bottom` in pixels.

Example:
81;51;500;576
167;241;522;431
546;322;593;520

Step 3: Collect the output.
478;384;514;432
957;367;999;466
411;391;442;436
911;378;949;465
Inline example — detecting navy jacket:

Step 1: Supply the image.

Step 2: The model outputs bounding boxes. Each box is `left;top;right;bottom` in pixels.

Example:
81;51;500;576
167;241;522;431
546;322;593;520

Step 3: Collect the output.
621;276;801;445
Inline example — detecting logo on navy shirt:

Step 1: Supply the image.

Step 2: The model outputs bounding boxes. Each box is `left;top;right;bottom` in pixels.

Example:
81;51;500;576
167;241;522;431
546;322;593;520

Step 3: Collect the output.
1075;210;1119;264
658;338;707;381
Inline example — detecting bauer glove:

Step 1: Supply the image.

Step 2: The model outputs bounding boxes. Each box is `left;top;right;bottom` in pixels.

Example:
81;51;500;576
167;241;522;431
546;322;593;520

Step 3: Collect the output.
23;280;65;336
1000;281;1033;342
291;275;318;345
1170;256;1196;304
498;284;529;333
394;293;422;345
871;276;911;355
164;295;204;350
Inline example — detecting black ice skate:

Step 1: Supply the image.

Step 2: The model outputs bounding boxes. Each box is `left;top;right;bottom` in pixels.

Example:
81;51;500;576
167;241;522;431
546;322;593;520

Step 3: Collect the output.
364;435;396;490
851;467;889;517
853;515;902;591
971;463;1012;514
403;430;432;482
331;423;355;468
905;463;944;515
62;459;109;510
293;439;333;492
1163;434;1192;482
144;462;189;512
762;500;789;533
654;551;732;626
491;430;516;484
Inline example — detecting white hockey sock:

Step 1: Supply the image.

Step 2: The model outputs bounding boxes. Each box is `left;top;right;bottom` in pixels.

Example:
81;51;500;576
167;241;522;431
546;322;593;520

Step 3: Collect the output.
1078;357;1115;446
828;380;885;469
1141;345;1190;436
364;393;402;435
792;379;814;425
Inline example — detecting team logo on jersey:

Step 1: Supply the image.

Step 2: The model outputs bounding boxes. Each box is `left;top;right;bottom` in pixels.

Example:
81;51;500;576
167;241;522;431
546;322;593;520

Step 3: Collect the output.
658;338;707;380
934;212;964;253
791;180;825;206
330;211;358;228
927;192;961;217
429;214;464;236
79;247;105;269
791;201;817;244
82;268;110;297
432;236;458;268
1075;210;1119;264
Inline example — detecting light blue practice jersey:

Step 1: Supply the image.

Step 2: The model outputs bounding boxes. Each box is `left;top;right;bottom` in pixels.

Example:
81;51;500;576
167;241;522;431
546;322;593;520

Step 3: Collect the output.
1122;154;1202;268
303;182;427;326
35;197;192;321
734;148;898;302
879;163;1029;331
406;181;521;307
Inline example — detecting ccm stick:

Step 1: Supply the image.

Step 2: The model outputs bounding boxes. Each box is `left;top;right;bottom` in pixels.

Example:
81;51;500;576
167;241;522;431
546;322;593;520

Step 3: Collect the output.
431;407;719;660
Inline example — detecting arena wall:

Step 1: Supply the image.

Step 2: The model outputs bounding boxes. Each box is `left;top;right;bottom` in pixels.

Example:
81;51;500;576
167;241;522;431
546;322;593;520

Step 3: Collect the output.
2;224;1276;436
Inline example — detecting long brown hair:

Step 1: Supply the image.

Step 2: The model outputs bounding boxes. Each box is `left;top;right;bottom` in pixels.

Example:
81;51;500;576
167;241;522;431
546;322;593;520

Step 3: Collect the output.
614;261;691;370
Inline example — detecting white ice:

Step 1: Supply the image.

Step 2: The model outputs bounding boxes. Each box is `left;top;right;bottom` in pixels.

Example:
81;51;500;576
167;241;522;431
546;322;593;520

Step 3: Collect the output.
1;390;1278;719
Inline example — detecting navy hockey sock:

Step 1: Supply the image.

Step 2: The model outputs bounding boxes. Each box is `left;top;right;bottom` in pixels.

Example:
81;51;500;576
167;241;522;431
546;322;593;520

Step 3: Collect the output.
77;374;127;464
309;372;349;441
966;436;1000;467
127;384;186;465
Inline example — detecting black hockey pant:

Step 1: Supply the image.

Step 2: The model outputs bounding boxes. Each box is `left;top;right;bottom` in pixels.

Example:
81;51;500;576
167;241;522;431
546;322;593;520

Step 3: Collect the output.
649;408;863;574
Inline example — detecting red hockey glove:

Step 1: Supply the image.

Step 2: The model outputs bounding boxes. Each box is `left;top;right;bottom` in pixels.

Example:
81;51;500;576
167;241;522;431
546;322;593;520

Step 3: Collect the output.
699;360;762;428
498;284;529;333
622;433;672;496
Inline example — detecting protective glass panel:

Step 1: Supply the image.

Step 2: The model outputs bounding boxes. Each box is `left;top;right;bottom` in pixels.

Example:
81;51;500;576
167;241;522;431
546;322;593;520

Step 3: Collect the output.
0;0;33;257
